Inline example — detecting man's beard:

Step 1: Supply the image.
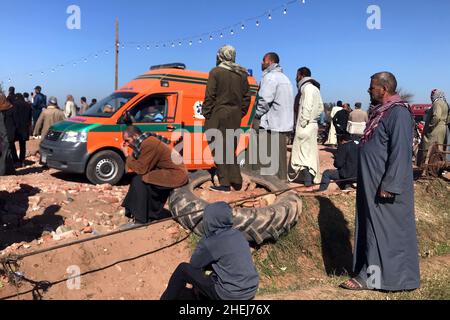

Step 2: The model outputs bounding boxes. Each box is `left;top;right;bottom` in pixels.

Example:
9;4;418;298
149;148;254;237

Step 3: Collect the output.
370;94;381;106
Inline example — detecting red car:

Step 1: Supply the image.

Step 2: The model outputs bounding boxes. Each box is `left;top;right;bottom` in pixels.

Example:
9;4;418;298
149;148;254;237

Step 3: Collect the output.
411;104;432;136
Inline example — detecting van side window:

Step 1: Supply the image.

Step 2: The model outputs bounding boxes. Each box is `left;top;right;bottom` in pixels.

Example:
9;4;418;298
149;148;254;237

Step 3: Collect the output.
129;94;177;124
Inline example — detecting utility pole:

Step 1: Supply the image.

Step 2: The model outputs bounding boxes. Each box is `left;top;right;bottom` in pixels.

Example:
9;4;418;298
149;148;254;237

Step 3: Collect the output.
115;17;119;91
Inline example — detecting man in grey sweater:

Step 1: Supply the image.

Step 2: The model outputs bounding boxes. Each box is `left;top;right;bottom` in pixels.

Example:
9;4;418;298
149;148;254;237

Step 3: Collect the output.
253;52;294;181
161;202;259;300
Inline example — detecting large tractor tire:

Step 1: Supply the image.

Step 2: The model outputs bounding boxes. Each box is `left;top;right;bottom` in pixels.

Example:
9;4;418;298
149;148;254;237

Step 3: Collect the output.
168;169;302;245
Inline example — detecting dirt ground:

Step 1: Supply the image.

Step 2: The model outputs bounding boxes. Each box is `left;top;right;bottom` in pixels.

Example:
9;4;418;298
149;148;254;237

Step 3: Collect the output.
0;140;447;300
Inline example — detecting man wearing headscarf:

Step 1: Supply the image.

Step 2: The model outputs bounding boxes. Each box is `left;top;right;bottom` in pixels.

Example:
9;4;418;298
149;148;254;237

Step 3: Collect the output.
340;72;420;292
417;89;449;166
33;96;66;141
202;45;252;193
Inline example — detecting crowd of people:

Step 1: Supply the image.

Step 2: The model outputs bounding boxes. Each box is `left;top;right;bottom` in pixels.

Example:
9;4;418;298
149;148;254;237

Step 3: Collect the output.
1;43;449;300
0;85;97;174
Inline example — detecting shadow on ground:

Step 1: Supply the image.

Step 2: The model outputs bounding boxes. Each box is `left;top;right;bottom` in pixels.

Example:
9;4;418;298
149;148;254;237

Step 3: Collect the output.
316;196;353;276
0;185;64;250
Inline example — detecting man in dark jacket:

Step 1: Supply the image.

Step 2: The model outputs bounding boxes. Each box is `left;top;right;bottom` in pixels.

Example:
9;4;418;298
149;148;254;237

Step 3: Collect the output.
161;202;259;300
1;95;18;165
32;86;47;129
7;87;16;103
12;94;32;165
0;93;15;175
333;103;351;138
316;134;359;192
202;45;252;193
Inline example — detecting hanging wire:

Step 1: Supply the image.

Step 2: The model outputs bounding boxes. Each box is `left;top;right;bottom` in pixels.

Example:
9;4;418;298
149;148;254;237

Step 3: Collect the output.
1;0;303;83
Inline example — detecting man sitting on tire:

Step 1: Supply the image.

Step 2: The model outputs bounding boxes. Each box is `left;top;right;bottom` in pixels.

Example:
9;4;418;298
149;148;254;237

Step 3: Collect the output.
161;202;259;300
120;125;188;228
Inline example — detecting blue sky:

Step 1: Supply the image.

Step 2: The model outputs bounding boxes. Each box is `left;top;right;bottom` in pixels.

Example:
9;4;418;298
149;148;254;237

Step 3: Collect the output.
1;0;449;108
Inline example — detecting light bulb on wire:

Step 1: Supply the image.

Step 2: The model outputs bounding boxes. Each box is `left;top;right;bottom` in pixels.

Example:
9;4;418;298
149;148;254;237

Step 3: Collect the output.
256;20;260;27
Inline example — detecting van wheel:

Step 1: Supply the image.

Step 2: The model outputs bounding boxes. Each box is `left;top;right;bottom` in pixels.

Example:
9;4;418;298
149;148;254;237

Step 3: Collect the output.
168;169;302;245
86;150;125;185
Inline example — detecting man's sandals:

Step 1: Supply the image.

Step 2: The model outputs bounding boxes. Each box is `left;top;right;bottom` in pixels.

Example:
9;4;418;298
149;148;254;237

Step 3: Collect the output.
339;277;373;291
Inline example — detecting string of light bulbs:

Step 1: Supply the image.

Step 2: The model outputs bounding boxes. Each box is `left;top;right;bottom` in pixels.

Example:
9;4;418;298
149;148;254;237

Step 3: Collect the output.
1;0;307;85
123;0;306;49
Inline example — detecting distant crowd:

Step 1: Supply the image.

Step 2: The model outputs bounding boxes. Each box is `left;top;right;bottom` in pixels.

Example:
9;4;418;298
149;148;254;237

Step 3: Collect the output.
0;85;97;174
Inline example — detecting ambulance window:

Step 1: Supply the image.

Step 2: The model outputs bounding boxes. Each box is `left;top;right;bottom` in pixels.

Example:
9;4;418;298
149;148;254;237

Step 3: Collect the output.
130;94;177;123
83;92;137;118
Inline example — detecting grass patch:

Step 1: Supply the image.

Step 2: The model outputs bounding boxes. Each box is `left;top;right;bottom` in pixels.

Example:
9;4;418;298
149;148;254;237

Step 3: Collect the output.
254;178;449;299
188;233;201;253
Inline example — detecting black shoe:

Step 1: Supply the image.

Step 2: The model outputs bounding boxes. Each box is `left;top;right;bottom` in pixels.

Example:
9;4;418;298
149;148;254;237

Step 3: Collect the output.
209;186;231;193
231;183;243;191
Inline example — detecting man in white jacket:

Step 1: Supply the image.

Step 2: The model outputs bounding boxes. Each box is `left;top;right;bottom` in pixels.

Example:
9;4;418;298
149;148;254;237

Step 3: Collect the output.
64;95;77;119
289;67;324;188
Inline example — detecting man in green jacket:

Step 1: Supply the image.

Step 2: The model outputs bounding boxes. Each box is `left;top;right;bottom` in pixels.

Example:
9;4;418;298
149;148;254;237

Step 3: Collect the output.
202;45;252;193
417;89;449;166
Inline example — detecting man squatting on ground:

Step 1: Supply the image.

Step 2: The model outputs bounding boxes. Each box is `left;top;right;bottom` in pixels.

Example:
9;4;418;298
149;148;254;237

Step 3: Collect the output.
120;125;188;227
161;202;259;300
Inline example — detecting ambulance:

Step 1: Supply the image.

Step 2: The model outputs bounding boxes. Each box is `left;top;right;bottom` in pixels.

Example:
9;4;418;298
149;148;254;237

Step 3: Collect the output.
40;63;259;185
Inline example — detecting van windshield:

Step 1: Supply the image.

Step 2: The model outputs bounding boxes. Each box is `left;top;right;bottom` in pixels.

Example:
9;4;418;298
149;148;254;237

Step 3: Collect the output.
83;92;137;118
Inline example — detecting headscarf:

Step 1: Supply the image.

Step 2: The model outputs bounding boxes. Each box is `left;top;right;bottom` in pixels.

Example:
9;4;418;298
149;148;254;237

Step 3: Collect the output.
431;89;448;104
361;94;412;144
0;93;13;111
130;131;170;159
217;45;248;76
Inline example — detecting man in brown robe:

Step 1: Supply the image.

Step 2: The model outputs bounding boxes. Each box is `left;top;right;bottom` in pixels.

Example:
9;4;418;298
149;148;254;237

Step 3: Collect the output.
120;126;188;227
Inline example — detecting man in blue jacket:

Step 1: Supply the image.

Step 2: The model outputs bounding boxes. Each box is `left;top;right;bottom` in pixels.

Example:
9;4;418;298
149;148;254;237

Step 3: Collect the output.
32;86;47;129
161;202;259;300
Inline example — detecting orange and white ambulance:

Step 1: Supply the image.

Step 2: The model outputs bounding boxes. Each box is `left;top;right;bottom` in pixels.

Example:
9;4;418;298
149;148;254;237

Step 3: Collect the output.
40;63;259;184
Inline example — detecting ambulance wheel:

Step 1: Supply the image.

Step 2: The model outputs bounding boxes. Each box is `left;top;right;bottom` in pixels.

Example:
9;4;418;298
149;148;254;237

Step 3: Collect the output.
86;150;125;185
168;169;302;245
